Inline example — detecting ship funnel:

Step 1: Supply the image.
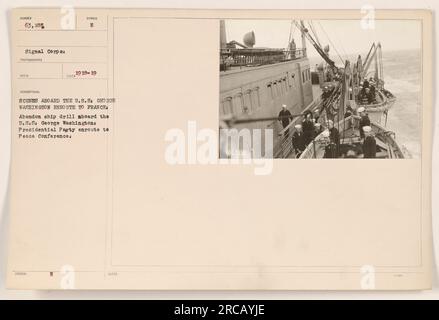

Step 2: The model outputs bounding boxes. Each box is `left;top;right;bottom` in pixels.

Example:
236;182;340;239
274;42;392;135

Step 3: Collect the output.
243;31;256;48
220;20;227;49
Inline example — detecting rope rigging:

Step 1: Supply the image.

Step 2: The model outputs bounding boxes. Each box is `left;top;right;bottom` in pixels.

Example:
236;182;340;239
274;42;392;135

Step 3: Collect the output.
292;20;338;71
219;20;399;159
316;21;345;65
286;20;296;49
307;21;322;47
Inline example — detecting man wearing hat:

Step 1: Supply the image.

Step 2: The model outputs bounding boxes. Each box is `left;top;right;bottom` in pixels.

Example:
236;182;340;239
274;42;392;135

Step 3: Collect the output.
344;103;354;119
321;129;335;158
302;111;315;145
278;104;293;129
363;78;370;89
323;120;340;158
292;124;306;157
314;122;323;137
357;107;371;139
321;86;332;103
328;120;340;146
362;126;376;158
313;109;320;123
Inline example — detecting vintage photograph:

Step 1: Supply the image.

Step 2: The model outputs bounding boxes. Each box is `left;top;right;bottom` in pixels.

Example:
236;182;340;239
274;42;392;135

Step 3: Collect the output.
219;19;422;159
4;7;433;294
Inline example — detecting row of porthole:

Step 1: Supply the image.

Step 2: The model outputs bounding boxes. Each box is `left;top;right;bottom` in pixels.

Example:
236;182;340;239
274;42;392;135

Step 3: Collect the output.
220;87;260;116
221;68;310;116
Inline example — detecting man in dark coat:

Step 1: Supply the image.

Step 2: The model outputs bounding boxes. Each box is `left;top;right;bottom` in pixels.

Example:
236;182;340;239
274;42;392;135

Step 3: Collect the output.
363;79;369;89
327;120;339;143
357;107;371;139
368;85;376;104
321;129;336;159
344;104;354;118
358;87;368;103
302;111;315;145
327;119;340;158
313;109;320;123
314;122;323;137
362;126;376;158
278;104;293;129
292;124;306;156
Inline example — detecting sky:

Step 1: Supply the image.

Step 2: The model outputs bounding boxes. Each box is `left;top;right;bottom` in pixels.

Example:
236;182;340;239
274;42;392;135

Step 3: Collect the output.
224;20;421;59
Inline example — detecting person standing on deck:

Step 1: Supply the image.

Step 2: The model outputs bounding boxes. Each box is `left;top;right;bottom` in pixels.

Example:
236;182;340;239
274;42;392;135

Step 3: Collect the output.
344;103;354;118
356;55;363;85
362;126;376;158
278;104;293;129
314;122;323;137
225;55;234;70
368;85;376;104
328;120;340;156
358;86;367;103
289;39;296;59
321;86;331;102
322;130;336;158
363;78;370;89
292;124;306;157
357;107;371;139
313;109;320;123
302;111;315;145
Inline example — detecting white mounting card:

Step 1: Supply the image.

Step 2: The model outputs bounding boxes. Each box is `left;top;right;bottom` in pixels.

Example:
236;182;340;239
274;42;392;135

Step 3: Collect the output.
7;8;433;290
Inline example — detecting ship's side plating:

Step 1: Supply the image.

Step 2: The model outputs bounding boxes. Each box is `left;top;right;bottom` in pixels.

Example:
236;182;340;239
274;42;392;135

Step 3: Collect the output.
220;58;314;155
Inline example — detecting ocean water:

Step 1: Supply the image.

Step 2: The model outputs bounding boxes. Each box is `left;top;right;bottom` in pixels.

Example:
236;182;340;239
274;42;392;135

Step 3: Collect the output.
310;49;422;158
381;49;421;158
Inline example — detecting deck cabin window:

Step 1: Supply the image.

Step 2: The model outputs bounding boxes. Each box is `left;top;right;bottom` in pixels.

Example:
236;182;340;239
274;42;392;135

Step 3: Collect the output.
267;82;273;99
243;90;252;113
274;81;281;96
302;69;311;83
233;93;244;114
276;80;283;95
282;77;288;92
251;87;260;109
289;74;295;87
222;97;233;115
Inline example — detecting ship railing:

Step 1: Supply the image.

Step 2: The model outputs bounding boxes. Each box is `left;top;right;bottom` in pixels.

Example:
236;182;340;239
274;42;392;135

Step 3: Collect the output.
274;97;322;159
220;48;307;69
299;115;359;159
299;114;407;159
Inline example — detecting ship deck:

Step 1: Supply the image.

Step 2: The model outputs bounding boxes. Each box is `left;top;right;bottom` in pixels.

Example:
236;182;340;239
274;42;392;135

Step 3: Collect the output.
220;57;309;76
298;115;406;159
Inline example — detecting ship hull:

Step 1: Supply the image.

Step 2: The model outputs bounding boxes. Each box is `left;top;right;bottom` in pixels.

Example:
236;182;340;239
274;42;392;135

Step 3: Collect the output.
220;58;314;157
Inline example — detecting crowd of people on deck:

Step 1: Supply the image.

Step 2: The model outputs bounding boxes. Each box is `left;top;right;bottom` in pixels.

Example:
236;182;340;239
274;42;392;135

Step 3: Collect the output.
277;104;377;159
358;78;378;105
